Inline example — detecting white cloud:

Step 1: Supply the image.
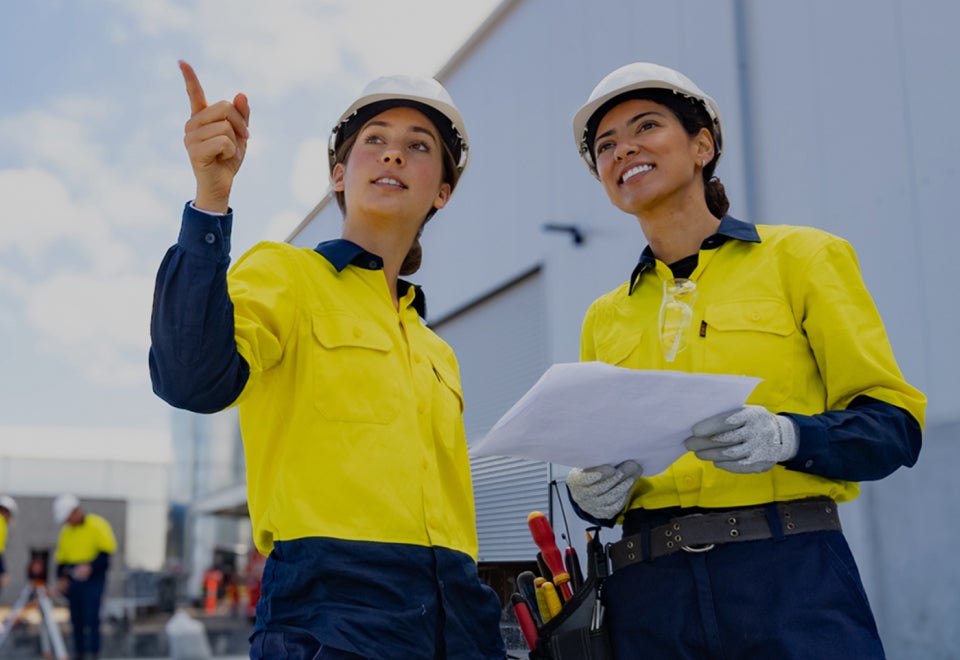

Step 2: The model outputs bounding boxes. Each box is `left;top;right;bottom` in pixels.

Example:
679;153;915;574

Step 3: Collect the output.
110;0;498;99
26;271;155;386
0;167;134;273
291;137;330;208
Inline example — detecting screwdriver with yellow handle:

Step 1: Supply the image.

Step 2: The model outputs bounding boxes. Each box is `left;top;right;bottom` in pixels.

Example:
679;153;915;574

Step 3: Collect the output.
539;580;563;621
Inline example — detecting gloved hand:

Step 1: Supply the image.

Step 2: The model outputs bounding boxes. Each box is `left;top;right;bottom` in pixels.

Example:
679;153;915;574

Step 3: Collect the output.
566;460;642;520
684;405;798;473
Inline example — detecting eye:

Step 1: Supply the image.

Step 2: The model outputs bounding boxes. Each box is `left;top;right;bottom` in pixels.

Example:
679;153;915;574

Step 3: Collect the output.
595;141;613;157
637;120;658;133
410;140;430;153
363;132;384;145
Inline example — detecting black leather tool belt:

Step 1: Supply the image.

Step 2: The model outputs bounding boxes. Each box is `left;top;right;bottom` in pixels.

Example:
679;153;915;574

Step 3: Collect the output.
609;497;841;572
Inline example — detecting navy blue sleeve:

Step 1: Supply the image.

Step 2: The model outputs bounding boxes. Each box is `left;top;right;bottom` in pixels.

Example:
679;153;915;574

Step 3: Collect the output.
782;395;921;481
89;551;110;577
566;489;620;528
149;202;249;413
0;553;5;576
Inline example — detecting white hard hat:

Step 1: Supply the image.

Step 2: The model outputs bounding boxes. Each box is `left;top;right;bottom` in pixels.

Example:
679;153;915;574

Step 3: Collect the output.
53;493;79;525
0;495;17;518
572;62;723;178
328;74;470;178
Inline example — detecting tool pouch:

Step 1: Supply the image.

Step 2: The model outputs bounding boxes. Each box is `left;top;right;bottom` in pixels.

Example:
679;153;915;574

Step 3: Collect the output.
528;574;611;660
529;526;612;660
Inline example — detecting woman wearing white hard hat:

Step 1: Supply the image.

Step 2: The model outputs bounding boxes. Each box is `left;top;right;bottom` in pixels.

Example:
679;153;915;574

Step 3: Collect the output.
150;62;504;659
566;62;924;657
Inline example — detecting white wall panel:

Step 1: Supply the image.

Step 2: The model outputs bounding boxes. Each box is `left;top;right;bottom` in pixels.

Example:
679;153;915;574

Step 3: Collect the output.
431;270;551;561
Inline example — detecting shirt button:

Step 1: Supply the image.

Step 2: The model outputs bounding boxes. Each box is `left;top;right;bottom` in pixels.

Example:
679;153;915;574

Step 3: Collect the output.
682;476;695;487
422;459;429;470
414;354;422;363
417;403;426;415
804;459;814;468
368;260;378;268
353;327;362;338
204;233;216;244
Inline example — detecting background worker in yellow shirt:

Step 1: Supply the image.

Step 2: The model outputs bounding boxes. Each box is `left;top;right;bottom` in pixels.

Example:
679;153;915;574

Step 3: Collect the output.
53;493;116;660
0;495;17;596
565;62;925;658
149;61;504;659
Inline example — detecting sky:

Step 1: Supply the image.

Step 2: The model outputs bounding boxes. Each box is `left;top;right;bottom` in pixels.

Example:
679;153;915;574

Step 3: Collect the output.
0;0;503;441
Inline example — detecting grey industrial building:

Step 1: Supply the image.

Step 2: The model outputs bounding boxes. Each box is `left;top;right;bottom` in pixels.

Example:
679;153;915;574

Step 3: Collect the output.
175;1;960;656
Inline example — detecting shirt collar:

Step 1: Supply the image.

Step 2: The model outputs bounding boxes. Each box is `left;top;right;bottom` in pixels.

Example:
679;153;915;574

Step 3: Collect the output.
628;215;761;294
314;239;427;319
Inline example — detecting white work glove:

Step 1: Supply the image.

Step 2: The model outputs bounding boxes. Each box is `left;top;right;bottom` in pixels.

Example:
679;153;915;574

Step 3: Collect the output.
684;405;798;474
566;460;642;520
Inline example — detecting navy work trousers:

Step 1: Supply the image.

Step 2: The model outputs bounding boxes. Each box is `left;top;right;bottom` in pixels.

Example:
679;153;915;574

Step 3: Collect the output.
602;530;885;659
250;630;368;659
67;573;106;656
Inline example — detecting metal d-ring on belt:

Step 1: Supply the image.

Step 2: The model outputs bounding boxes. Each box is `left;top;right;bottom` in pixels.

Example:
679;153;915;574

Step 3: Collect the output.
608;497;842;572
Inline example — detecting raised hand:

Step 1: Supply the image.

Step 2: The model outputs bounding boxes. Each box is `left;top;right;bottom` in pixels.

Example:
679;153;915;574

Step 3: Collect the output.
179;60;250;213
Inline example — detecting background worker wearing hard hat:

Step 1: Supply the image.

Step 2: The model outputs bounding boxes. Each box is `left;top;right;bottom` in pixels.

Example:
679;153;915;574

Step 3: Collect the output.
565;62;925;658
52;493;117;660
0;495;17;595
149;62;504;658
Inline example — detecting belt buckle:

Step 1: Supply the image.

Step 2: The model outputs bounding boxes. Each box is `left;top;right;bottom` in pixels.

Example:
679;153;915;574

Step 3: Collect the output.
675;513;715;553
680;542;715;553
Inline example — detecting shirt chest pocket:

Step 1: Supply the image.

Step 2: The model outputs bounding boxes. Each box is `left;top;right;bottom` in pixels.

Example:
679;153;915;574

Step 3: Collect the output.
703;299;796;406
311;313;400;424
594;323;649;368
429;357;465;450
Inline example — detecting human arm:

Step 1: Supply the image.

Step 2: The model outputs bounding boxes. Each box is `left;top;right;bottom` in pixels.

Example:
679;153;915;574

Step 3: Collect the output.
150;62;252;412
689;234;924;480
149;205;250;412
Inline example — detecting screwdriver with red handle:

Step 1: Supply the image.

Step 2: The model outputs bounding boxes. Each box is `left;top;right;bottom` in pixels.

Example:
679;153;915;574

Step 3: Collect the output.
511;593;539;651
527;511;574;600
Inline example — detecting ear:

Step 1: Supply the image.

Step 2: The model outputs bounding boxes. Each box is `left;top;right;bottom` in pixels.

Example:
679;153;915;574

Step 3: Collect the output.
432;182;452;210
331;162;346;192
694;127;716;166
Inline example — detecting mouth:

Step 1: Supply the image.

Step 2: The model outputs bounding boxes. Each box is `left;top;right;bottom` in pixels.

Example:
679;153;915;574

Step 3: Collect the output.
372;176;407;189
620;163;653;185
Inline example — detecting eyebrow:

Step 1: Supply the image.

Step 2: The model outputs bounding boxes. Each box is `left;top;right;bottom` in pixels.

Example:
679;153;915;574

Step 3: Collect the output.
595;110;666;143
363;120;439;144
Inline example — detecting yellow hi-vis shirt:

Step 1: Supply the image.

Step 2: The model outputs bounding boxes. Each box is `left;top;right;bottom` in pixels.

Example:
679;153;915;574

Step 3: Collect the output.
581;223;926;511
227;242;478;559
0;515;7;554
55;513;116;565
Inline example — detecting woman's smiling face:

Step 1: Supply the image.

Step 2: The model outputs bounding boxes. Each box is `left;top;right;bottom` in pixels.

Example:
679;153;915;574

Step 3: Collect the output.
593;97;712;216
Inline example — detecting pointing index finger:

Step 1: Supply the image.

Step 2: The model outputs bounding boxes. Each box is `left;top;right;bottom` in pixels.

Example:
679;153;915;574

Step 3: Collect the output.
178;60;208;115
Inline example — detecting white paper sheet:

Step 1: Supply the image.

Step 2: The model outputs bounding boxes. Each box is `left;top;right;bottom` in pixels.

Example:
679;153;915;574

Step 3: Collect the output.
469;361;761;473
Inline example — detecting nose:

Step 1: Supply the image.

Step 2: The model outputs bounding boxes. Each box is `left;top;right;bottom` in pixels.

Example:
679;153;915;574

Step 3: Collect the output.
614;142;637;161
381;148;403;165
